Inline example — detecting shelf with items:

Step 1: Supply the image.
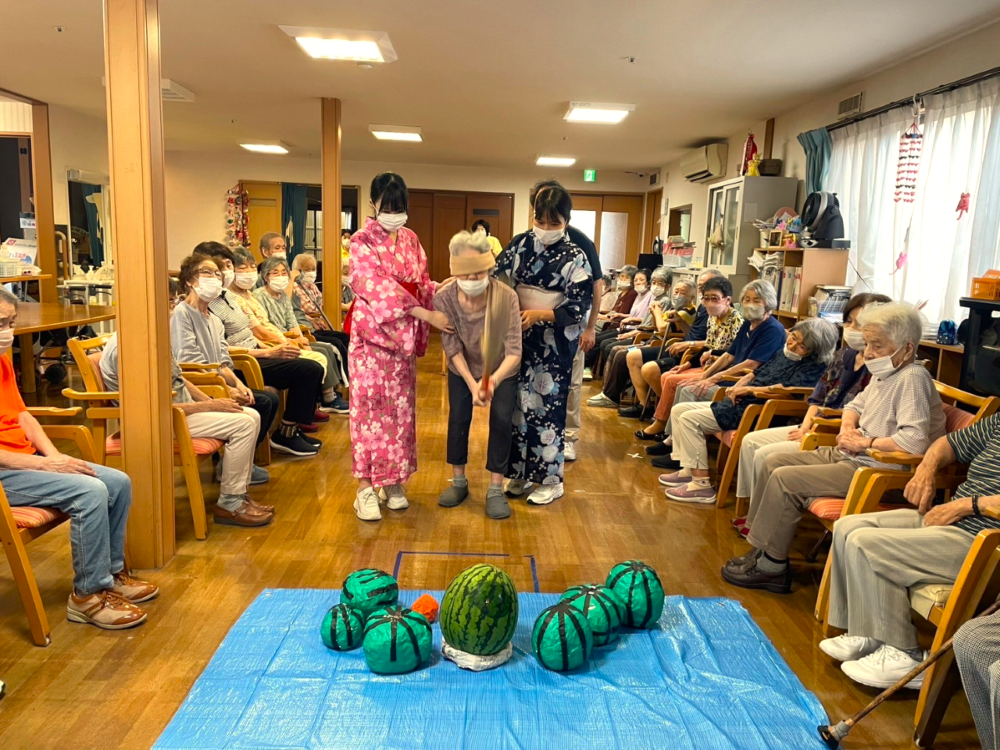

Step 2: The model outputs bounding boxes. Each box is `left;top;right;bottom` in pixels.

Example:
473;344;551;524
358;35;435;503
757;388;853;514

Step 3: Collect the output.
748;247;850;328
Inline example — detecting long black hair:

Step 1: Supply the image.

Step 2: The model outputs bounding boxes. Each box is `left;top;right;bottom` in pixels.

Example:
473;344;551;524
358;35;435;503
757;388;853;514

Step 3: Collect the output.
370;172;408;214
531;181;572;225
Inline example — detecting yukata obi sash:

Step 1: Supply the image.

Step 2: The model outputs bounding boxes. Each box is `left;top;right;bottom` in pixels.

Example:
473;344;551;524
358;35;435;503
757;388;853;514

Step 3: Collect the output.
515;284;565;311
343;280;420;335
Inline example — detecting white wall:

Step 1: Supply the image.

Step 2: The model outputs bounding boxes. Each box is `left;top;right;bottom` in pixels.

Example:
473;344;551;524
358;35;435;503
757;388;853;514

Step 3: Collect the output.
164;152;648;266
47;105;109;227
0;96;32;132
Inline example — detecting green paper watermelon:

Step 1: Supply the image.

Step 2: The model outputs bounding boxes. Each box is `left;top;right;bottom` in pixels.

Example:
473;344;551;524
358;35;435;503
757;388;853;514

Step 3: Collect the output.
532;601;593;671
560;584;625;646
363;606;432;675
320;603;365;651
341;568;398;619
606;560;665;629
440;564;518;656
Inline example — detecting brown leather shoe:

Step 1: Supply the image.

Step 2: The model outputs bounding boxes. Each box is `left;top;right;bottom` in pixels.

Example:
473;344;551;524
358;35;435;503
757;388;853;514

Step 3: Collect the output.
67;590;147;630
244;494;274;513
214;500;273;527
112;570;159;603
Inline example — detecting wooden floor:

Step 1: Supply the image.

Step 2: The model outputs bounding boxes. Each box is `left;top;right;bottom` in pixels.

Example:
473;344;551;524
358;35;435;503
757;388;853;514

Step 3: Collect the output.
0;339;982;749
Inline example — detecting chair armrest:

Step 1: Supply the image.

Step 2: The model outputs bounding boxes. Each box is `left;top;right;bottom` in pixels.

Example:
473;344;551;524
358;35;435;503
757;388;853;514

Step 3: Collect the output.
26;406;82;418
86;407;120;420
986;506;1000;520
801;432;838;451
228;347;249;355
816;408;844;419
811;417;843;429
184;372;228;388
41;424;97;464
62;388;119;401
866;449;925;467
179;362;219;372
757;386;815;399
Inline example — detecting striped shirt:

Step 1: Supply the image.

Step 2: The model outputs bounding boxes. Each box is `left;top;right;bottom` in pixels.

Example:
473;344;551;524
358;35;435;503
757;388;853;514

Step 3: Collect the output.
946;413;1000;536
843;363;946;470
208;292;260;350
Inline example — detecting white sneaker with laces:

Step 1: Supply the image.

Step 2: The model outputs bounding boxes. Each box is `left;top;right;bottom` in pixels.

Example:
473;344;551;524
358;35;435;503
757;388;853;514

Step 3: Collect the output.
384;483;409;510
841;644;927;689
527;483;564;506
354;487;382;521
583;367;594;381
819;634;882;662
564;442;577;461
504;478;533;497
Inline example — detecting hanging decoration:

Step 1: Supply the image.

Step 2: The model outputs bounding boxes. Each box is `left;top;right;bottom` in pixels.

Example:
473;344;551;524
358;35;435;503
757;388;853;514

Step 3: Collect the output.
739;130;758;177
894;119;922;203
225;182;249;248
956;191;971;220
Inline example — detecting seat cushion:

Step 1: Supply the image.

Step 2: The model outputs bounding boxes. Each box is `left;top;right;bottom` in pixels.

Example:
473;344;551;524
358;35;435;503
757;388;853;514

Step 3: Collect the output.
943;404;975;433
105;433;224;456
11;506;65;529
808;497;897;521
910;583;952;620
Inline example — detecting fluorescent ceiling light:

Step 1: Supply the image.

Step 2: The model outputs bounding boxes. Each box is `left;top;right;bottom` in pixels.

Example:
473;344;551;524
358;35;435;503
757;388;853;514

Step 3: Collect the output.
536;156;576;167
369;124;422;142
565;101;635;123
279;26;398;62
240;142;289;154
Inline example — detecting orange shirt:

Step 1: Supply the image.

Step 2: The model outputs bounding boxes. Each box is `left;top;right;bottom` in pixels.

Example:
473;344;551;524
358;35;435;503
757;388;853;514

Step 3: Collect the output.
0;356;35;454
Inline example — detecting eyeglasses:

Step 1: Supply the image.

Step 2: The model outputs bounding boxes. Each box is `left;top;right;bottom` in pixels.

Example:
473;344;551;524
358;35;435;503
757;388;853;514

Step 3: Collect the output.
701;295;725;303
196;269;223;280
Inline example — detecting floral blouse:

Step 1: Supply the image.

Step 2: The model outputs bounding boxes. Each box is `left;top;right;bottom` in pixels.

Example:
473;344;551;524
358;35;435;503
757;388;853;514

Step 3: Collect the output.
706;309;745;354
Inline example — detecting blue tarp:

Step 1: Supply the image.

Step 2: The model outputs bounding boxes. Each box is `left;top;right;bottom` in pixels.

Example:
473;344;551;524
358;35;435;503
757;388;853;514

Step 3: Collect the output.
156;589;829;749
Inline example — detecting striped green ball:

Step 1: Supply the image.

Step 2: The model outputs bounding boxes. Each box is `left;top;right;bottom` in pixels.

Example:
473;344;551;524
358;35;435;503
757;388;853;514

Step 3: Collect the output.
559;584;625;646
440;564;519;656
341;568;398;619
363;606;432;675
320;604;365;651
532;602;593;672
606;560;664;629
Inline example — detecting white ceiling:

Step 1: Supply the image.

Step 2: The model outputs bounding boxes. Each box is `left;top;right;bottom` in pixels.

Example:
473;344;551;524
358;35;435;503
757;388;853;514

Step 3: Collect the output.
3;0;1000;171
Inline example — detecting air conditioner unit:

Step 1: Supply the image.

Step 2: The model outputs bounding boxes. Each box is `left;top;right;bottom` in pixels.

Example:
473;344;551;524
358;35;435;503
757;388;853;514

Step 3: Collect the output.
681;144;728;183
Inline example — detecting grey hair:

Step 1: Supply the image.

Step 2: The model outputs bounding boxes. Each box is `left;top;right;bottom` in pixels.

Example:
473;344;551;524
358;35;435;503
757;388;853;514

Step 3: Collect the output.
650;266;672;286
618;265;638;280
697;267;724;282
259;255;289;279
857;301;923;349
740;279;778;312
292;253;317;270
791;317;840;364
449;230;492;256
672;279;696;303
232;248;257;268
0;287;18;309
259;232;282;253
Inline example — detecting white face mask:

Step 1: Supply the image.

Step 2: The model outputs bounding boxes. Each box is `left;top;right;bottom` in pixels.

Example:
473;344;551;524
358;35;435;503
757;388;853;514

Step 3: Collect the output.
705;302;728;318
377;213;408;232
222;269;235;288
532;225;564;246
457;277;489;296
271;252;287;259
783;345;803;362
0;328;14;356
634;284;648;295
866;345;904;378
671;295;685;307
301;271;317;285
268;276;290;293
341;238;351;249
195;277;222;302
843;328;866;352
651;285;666;297
234;272;257;290
617;280;632;290
743;303;766;321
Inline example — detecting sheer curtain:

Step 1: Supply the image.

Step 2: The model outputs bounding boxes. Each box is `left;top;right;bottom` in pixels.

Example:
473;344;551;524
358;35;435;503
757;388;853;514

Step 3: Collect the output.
827;79;1000;322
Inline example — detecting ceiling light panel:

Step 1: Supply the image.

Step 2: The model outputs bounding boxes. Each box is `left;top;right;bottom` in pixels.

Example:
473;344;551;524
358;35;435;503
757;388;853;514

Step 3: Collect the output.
279;26;398;62
536;156;576;167
565;102;635;123
369;125;423;142
240;142;289;154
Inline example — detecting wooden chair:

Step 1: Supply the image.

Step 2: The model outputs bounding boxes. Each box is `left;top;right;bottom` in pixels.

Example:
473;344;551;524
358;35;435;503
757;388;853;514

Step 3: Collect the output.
0;408;97;646
64;336;227;541
227;347;272;465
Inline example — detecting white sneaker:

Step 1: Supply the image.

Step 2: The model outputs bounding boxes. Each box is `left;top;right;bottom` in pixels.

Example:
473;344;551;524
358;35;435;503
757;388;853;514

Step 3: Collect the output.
564;442;577;461
353;487;382;521
841;645;927;689
384;483;409;510
527;483;564;506
583;367;594;381
819;634;882;662
504;478;533;497
587;393;617;408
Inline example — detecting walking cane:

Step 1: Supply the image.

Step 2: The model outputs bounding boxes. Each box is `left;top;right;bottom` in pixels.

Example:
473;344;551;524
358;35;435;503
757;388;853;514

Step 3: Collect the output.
294;277;337;332
818;598;1000;748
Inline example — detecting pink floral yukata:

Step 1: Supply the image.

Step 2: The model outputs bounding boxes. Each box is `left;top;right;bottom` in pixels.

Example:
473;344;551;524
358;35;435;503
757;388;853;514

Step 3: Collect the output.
348;216;435;484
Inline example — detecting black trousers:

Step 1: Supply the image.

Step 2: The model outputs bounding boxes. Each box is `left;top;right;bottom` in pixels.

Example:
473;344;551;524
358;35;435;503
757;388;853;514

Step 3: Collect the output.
311;329;349;385
235;356;324;424
584;329;622;368
446;371;516;474
603;345;662;402
247;389;278;446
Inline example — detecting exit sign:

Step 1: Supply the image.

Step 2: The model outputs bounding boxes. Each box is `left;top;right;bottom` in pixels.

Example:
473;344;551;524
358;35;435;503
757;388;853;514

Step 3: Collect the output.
583;169;597;182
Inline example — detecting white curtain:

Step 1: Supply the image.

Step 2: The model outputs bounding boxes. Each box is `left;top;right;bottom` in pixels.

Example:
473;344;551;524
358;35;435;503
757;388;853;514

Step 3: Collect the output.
828;78;1000;323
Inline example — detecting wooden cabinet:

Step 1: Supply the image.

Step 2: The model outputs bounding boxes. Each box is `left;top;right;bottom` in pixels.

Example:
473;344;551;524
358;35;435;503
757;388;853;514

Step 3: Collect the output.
748;247;850;328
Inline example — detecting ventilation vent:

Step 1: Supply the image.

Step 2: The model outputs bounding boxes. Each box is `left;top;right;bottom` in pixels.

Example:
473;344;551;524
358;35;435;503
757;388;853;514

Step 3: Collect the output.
161;79;195;103
649;171;660;186
836;91;864;120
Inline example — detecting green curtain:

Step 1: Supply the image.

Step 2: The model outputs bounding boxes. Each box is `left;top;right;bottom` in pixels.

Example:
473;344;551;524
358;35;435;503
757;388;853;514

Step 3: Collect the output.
79;184;105;266
797;127;832;195
281;183;308;262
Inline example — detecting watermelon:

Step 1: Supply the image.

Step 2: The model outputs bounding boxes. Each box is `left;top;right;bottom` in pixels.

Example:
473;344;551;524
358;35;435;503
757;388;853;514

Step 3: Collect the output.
606;560;665;629
531;601;593;671
560;584;625;646
341;568;398;619
320;603;365;651
363;606;432;674
440;564;518;656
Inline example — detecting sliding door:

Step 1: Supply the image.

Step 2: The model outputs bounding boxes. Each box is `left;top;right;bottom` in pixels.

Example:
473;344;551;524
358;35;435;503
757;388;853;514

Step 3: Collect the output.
569;192;644;271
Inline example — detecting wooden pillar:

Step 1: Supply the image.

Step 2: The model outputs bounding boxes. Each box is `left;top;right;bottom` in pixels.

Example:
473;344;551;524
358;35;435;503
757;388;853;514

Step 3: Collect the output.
321;98;343;329
103;0;175;568
29;104;58;303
